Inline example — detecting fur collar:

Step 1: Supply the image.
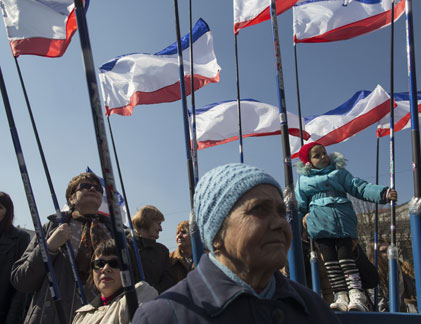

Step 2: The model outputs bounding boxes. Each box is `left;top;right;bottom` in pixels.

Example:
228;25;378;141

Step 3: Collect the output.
296;151;346;175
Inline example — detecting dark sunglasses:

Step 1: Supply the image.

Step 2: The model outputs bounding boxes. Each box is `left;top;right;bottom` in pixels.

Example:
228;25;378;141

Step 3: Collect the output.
76;183;103;194
91;258;119;270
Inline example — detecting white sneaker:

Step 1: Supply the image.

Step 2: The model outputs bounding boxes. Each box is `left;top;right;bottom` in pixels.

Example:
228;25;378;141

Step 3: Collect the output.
348;289;369;312
330;291;349;312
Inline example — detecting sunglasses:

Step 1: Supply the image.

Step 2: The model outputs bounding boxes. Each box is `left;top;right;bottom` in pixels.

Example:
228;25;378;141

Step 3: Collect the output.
91;258;120;270
76;183;103;194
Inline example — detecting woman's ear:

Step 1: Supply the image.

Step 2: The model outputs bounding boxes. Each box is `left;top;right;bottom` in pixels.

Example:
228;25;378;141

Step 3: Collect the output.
213;240;223;254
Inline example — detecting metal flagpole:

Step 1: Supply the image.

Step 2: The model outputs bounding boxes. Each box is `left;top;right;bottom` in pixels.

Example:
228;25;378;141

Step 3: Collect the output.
269;0;306;285
13;57;88;305
0;66;67;324
388;0;399;312
188;0;199;184
234;34;245;163
173;0;204;266
294;42;320;294
374;136;380;311
106;116;145;281
73;0;138;318
405;0;421;310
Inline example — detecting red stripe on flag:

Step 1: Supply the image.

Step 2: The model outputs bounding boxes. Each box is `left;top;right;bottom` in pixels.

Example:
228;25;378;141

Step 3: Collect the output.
294;0;405;43
106;72;220;116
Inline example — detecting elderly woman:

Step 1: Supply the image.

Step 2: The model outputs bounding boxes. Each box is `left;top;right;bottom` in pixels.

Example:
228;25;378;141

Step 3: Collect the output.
11;172;113;324
169;220;193;283
0;192;30;324
132;163;340;323
72;239;157;324
129;205;175;293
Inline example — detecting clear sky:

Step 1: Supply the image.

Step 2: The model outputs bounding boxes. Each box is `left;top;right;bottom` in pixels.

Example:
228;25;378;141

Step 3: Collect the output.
0;1;420;251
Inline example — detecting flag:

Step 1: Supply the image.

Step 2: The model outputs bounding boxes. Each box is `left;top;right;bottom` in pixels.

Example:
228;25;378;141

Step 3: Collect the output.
377;92;421;137
290;85;391;158
0;0;86;57
293;0;405;43
234;0;298;34
98;18;220;117
192;99;309;150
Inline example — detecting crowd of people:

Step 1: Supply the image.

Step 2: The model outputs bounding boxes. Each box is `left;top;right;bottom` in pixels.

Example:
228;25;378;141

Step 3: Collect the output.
0;145;418;323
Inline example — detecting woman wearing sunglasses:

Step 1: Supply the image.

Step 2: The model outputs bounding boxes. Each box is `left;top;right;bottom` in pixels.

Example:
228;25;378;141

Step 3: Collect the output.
72;239;158;324
11;172;114;324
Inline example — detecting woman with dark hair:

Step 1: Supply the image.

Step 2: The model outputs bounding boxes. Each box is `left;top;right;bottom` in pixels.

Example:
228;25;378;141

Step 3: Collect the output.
72;239;157;324
0;192;30;324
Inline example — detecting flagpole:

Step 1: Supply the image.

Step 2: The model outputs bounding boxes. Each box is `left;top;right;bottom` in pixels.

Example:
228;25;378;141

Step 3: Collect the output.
188;0;199;184
374;135;380;311
106;116;145;281
405;0;421;308
234;34;245;163
0;66;67;324
388;0;399;312
269;0;306;285
294;41;320;294
13;57;88;305
73;0;138;318
173;0;203;266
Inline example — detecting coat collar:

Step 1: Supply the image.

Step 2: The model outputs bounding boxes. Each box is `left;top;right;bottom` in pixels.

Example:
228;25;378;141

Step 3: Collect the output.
187;254;309;318
170;248;193;269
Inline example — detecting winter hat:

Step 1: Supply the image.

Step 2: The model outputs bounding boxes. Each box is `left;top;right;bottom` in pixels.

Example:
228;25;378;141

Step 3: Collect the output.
194;163;281;253
298;142;322;165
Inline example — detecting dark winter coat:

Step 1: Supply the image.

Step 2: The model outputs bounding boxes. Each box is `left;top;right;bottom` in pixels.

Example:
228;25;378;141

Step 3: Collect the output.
0;225;30;324
169;247;193;283
295;152;388;239
128;233;175;294
132;254;341;324
10;212;112;324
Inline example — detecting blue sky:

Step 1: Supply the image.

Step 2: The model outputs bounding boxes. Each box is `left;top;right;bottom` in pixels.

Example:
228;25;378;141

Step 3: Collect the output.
0;1;419;251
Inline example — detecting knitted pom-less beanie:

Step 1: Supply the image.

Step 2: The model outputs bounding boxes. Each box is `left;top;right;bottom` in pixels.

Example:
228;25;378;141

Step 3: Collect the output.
194;163;281;253
298;142;322;165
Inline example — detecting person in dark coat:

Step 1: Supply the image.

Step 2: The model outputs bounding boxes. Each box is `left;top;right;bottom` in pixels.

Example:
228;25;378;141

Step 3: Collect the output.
129;205;175;293
133;163;341;324
11;172;113;324
169;220;193;283
0;192;30;324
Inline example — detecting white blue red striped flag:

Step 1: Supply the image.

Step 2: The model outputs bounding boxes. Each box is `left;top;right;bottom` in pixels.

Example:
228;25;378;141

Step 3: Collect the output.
234;0;298;34
293;0;405;43
192;99;309;150
290;85;391;158
377;92;421;137
98;18;220;117
0;0;84;57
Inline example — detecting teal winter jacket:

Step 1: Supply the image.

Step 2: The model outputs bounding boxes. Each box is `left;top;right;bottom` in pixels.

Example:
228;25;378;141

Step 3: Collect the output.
295;152;388;240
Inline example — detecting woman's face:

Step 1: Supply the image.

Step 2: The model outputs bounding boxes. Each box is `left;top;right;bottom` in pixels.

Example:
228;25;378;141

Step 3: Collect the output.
70;181;103;213
216;184;292;275
176;227;191;251
92;255;122;298
379;243;389;261
144;220;163;240
0;203;6;222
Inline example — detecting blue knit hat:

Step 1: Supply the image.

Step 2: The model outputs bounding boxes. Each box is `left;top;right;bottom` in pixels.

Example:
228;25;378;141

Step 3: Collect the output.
194;163;281;253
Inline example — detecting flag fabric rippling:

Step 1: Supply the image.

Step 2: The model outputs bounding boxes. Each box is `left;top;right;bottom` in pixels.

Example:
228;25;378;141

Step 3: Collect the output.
234;0;298;34
0;0;85;57
192;99;309;150
290;85;391;157
377;92;421;137
293;0;405;43
99;18;220;117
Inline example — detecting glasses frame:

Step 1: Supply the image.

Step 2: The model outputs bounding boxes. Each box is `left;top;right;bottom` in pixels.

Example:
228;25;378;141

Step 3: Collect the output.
91;258;120;270
76;182;104;194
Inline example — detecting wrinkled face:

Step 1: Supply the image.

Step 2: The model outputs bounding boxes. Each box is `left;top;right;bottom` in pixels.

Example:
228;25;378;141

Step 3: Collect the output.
0;203;6;222
145;220;162;240
92;255;122;298
309;145;330;169
70;181;103;213
217;184;292;274
176;226;191;251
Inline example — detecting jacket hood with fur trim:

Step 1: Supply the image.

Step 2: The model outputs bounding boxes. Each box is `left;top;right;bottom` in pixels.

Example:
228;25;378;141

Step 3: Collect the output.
296;151;347;175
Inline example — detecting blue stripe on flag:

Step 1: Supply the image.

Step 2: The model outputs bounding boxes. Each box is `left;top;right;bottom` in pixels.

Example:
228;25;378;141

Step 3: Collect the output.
191;98;260;116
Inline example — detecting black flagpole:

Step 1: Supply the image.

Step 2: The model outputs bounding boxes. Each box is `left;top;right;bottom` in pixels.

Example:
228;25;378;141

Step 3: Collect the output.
234;33;245;163
0;66;67;324
73;0;138;318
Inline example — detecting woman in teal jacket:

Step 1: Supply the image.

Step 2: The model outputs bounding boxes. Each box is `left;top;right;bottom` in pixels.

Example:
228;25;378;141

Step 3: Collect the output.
295;142;397;313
